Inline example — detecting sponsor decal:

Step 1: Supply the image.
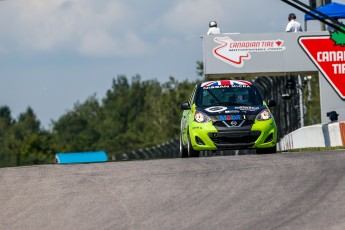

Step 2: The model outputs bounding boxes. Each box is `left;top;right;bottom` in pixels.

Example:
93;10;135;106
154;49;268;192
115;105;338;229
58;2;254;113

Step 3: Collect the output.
299;35;345;99
213;37;286;68
219;115;241;121
225;110;240;113
234;106;260;112
205;106;227;113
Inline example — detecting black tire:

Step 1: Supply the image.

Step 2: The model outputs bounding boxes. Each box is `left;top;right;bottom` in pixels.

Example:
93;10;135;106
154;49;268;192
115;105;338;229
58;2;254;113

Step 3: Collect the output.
180;134;189;158
256;145;277;154
187;134;200;157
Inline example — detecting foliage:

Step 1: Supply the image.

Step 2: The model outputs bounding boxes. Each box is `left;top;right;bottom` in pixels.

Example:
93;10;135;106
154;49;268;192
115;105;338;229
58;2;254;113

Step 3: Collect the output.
303;74;321;126
196;61;204;77
0;107;55;167
0;76;197;167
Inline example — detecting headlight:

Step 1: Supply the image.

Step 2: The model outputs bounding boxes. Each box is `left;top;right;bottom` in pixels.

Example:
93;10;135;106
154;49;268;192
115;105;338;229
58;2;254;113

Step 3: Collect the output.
194;111;211;123
256;109;271;121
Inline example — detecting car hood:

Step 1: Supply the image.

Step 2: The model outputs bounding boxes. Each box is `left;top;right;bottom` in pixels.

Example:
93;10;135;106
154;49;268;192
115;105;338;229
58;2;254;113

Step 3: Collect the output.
197;104;267;121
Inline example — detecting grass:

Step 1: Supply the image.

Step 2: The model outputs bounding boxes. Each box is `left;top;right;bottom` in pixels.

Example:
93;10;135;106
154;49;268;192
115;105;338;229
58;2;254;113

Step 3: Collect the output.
282;146;345;152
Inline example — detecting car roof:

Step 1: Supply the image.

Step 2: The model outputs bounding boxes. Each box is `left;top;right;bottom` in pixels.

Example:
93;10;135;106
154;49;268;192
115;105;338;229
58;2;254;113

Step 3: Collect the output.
199;80;253;88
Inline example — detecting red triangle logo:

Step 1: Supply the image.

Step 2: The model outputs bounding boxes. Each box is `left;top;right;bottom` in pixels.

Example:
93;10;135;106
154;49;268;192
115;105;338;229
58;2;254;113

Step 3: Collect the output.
299;36;345;99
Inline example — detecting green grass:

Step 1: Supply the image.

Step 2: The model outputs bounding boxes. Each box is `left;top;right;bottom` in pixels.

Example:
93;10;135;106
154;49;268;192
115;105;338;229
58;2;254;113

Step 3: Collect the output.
282;146;345;153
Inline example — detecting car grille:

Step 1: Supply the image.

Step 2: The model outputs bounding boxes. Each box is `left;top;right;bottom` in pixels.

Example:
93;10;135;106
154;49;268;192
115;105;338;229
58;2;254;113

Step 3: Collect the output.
213;120;254;128
208;131;261;145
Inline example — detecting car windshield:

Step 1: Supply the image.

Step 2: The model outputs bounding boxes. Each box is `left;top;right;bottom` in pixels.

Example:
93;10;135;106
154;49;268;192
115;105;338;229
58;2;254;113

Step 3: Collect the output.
196;85;263;107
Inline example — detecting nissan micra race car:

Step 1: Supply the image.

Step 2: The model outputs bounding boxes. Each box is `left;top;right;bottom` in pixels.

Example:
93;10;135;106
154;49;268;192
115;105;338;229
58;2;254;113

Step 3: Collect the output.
180;80;277;157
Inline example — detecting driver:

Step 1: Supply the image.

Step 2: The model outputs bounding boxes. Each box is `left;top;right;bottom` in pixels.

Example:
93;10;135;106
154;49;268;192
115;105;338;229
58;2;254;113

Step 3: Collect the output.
235;88;249;103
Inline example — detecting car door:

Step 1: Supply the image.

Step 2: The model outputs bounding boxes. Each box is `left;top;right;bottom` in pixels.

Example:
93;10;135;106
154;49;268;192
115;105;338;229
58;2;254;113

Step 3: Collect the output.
181;86;197;143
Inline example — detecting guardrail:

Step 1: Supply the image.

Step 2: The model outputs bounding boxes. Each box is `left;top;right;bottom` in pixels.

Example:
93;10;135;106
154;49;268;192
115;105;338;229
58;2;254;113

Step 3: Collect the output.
113;139;256;161
278;121;345;151
116;139;180;161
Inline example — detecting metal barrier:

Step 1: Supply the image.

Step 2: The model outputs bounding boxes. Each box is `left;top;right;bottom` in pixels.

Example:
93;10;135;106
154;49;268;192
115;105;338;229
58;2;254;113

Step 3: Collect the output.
113;138;256;161
278;121;345;151
118;139;180;161
255;76;301;139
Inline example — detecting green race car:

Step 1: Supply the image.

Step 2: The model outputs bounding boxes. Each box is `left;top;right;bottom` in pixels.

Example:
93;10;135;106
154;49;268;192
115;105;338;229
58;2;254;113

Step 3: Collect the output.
180;79;277;157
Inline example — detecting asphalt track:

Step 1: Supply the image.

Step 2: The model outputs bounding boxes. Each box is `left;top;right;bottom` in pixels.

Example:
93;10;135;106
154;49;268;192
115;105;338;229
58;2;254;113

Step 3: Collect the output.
1;150;345;230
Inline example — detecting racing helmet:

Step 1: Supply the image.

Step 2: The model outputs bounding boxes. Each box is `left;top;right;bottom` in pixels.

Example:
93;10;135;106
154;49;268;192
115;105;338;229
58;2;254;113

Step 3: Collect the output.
209;21;217;28
288;13;296;21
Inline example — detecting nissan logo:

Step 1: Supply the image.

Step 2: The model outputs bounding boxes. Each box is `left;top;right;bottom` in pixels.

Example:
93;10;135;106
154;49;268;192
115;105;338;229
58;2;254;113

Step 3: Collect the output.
230;121;238;126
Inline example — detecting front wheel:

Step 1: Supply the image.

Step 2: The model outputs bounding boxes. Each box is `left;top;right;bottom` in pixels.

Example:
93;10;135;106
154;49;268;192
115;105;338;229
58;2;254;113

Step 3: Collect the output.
180;134;188;158
187;134;200;157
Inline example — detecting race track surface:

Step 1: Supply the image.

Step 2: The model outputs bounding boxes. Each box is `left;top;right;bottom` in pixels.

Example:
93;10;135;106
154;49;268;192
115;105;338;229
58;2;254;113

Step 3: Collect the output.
1;150;345;230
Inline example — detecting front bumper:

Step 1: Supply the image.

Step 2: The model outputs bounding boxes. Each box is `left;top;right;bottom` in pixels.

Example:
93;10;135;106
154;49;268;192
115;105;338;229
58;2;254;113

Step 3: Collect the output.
189;119;277;151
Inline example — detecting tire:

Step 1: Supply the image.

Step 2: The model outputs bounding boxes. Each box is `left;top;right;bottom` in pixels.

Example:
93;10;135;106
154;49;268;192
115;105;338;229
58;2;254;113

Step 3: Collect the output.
256;145;277;154
180;134;189;158
187;133;200;157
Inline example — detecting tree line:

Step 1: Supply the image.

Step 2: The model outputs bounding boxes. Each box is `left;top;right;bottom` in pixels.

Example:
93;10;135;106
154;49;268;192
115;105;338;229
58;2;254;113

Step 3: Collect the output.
0;75;197;167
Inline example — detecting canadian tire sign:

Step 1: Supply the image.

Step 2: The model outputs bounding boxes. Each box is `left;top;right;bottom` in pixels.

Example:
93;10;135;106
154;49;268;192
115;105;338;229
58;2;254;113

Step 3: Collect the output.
299;36;345;99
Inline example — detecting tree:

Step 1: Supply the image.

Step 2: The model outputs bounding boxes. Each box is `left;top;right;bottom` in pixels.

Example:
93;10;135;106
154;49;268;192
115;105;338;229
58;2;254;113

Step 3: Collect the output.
196;61;204;77
0;106;15;167
0;107;52;166
52;95;101;153
98;75;132;156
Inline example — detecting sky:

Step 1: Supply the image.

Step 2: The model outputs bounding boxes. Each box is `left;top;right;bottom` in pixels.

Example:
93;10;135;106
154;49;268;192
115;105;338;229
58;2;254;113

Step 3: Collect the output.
0;0;344;129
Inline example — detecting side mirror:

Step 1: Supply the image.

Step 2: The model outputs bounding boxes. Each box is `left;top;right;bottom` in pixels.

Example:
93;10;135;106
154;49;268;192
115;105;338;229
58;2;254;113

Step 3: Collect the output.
180;102;191;110
267;99;276;107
